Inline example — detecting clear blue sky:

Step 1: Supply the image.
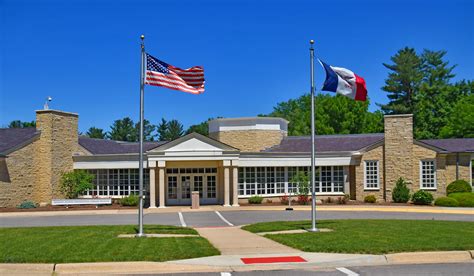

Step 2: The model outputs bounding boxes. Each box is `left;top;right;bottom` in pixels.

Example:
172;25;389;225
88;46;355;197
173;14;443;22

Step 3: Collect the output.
1;0;473;132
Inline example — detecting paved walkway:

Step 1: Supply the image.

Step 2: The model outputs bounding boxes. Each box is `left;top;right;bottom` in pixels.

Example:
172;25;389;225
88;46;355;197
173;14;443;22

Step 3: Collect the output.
195;226;300;255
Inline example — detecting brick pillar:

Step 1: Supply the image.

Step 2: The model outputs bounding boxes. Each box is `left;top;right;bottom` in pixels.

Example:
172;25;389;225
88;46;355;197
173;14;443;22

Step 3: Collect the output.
34;110;78;205
384;114;414;200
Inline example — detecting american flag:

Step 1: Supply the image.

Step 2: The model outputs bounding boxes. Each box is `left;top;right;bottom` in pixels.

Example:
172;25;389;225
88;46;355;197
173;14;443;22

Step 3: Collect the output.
145;54;205;94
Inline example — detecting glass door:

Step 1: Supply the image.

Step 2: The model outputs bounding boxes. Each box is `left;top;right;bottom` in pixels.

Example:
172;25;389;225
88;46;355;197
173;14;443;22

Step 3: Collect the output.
180;175;191;204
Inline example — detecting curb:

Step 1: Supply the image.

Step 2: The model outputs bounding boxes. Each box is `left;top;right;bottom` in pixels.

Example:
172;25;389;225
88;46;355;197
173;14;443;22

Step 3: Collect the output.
0;251;472;275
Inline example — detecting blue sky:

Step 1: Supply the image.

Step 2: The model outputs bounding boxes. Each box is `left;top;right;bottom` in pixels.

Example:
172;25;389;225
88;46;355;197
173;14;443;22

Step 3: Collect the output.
1;0;473;132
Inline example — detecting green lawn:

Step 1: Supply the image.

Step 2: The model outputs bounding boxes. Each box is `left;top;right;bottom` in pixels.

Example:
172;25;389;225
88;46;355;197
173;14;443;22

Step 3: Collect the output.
0;225;219;263
242;220;474;254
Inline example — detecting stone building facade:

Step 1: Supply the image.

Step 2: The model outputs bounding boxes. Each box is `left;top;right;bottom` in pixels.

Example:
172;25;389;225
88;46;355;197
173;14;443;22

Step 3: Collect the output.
0;109;473;208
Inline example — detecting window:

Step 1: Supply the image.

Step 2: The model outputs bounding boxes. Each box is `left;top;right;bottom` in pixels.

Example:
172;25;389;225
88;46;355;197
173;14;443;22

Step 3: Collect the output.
420;160;436;189
364;161;379;190
245;167;256;195
275;167;285;193
333;166;344;192
238;168;245;195
287;167;298;193
321;166;332;192
256;167;266;194
80;169;150;197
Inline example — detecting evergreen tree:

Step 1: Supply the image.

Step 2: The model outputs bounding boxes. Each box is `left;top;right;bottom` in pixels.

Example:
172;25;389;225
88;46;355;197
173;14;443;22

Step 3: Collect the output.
379;47;423;114
108;117;136;141
167;119;184;140
134;119;156;141
86;127;107;139
157;118;169;141
8;120;36;128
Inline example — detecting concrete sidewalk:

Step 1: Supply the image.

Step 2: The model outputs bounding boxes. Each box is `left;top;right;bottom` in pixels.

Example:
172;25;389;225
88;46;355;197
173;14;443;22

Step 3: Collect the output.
195;226;300;255
2;251;472;275
1;204;473;217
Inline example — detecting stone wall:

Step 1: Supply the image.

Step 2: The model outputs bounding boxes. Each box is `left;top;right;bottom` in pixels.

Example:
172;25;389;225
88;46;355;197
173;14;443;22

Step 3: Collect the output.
0;141;39;207
354;145;385;202
209;129;286;152
34;110;79;206
384;114;414;200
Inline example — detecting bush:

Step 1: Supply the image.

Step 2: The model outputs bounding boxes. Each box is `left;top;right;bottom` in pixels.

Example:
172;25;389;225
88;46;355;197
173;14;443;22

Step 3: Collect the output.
279;195;289;205
448;193;474;207
364;195;377;203
60;170;94;199
17;201;38;209
325;197;333;204
411;190;434;205
434;197;459;207
337;194;350;205
446;180;472;195
120;194;139;206
297;195;310;205
392;177;410;203
248;196;263;204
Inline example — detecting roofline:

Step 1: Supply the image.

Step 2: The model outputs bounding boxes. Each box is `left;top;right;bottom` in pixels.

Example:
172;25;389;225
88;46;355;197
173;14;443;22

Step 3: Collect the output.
35;109;78;117
285;133;384;139
241;151;357;158
148;132;240;153
209;117;289;124
1;132;40;155
414;140;448;153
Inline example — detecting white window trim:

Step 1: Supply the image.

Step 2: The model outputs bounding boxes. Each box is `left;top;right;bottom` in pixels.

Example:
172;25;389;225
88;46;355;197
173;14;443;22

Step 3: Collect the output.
419;159;437;190
363;160;380;190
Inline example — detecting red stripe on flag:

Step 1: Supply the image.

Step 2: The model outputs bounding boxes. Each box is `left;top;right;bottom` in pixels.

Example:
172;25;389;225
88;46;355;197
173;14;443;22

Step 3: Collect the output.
354;74;367;101
241;256;307;264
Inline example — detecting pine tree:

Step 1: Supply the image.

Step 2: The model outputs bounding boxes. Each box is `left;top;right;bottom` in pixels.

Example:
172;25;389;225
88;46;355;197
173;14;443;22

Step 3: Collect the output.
86;127;107;139
108;117;136;141
167;120;184;140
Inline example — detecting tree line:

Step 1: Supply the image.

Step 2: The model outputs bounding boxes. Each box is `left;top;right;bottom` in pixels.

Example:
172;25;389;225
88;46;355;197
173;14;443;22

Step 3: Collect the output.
6;47;473;140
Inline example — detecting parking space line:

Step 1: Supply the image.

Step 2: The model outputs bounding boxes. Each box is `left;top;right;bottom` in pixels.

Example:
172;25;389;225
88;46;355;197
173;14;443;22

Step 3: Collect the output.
336;267;359;276
215;211;234;226
178;212;187;227
220;272;231;276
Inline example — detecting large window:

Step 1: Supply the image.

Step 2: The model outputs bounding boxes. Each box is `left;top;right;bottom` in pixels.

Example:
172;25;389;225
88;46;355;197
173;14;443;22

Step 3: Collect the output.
238;166;346;196
420;160;436;189
84;169;150;197
364;161;379;190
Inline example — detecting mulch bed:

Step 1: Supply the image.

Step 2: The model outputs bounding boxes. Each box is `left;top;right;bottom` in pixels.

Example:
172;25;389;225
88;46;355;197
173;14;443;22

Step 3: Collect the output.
0;203;137;212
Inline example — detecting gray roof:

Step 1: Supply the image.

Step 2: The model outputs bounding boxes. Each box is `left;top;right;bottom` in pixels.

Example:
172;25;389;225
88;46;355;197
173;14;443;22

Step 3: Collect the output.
420;138;474;153
0;127;40;155
264;133;384;153
79;136;167;155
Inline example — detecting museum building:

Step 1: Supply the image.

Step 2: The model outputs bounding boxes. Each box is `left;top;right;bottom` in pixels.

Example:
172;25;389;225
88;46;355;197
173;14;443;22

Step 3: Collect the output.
0;109;473;208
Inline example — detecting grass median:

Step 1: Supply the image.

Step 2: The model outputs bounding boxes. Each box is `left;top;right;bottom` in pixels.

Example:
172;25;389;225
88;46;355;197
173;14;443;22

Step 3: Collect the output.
242;219;474;254
0;225;219;263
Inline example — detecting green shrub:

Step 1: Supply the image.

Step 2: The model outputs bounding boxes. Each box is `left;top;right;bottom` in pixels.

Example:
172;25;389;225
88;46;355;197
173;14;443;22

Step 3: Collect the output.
434;197;459;207
411;190;434;205
364;195;377;203
392;177;410;203
248;196;263;204
17;201;38;209
448;193;474;207
446;180;472;195
120;194;139;206
60;170;94;199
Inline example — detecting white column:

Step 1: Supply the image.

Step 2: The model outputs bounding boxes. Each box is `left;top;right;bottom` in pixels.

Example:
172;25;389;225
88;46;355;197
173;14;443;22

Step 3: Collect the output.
223;160;231;206
232;167;239;206
149;164;157;208
158;161;166;208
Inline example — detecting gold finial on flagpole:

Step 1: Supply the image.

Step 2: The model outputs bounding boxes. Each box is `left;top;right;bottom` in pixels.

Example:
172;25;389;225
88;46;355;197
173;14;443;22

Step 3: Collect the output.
310;39;314;44
140;34;145;40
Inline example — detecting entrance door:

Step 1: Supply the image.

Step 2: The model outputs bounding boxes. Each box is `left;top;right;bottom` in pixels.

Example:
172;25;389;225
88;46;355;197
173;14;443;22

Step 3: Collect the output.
166;168;218;205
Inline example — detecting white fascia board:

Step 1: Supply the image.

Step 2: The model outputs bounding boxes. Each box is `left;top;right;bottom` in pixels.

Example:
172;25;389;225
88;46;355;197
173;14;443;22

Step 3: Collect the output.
148;155;238;161
239;156;356;167
163;151;223;156
74;161;148;169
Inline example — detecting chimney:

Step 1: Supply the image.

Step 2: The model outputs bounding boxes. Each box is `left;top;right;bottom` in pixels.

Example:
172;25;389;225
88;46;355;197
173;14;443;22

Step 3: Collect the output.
383;114;414;198
208;117;288;152
34;110;78;205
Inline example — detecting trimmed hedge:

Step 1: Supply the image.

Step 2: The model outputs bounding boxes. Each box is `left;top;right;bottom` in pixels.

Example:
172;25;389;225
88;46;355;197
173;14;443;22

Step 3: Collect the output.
17;201;38;209
411;190;433;205
434;197;459;207
446;180;472;195
248;195;263;204
448;193;474;207
364;195;376;203
120;194;139;206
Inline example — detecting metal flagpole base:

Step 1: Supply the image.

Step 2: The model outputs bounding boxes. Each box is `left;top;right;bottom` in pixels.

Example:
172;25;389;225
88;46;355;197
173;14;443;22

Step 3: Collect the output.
306;227;319;232
135;233;147;238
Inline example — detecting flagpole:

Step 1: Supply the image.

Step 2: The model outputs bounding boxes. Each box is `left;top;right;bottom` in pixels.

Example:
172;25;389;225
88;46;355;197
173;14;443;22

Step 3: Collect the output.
309;39;318;232
137;34;146;237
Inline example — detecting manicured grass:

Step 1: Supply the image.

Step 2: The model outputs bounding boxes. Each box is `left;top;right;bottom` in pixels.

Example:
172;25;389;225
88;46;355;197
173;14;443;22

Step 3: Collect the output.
242;220;474;254
0;225;219;263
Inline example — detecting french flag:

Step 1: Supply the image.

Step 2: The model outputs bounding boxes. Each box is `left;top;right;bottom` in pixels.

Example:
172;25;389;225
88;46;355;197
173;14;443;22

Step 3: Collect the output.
319;60;367;101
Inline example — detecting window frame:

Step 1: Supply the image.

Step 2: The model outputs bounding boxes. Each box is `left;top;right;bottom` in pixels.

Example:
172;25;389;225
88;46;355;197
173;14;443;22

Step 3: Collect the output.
419;159;437;190
363;160;380;190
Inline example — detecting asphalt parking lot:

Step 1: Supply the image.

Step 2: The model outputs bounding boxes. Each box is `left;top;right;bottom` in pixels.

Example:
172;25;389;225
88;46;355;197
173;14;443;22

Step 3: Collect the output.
1;209;473;228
